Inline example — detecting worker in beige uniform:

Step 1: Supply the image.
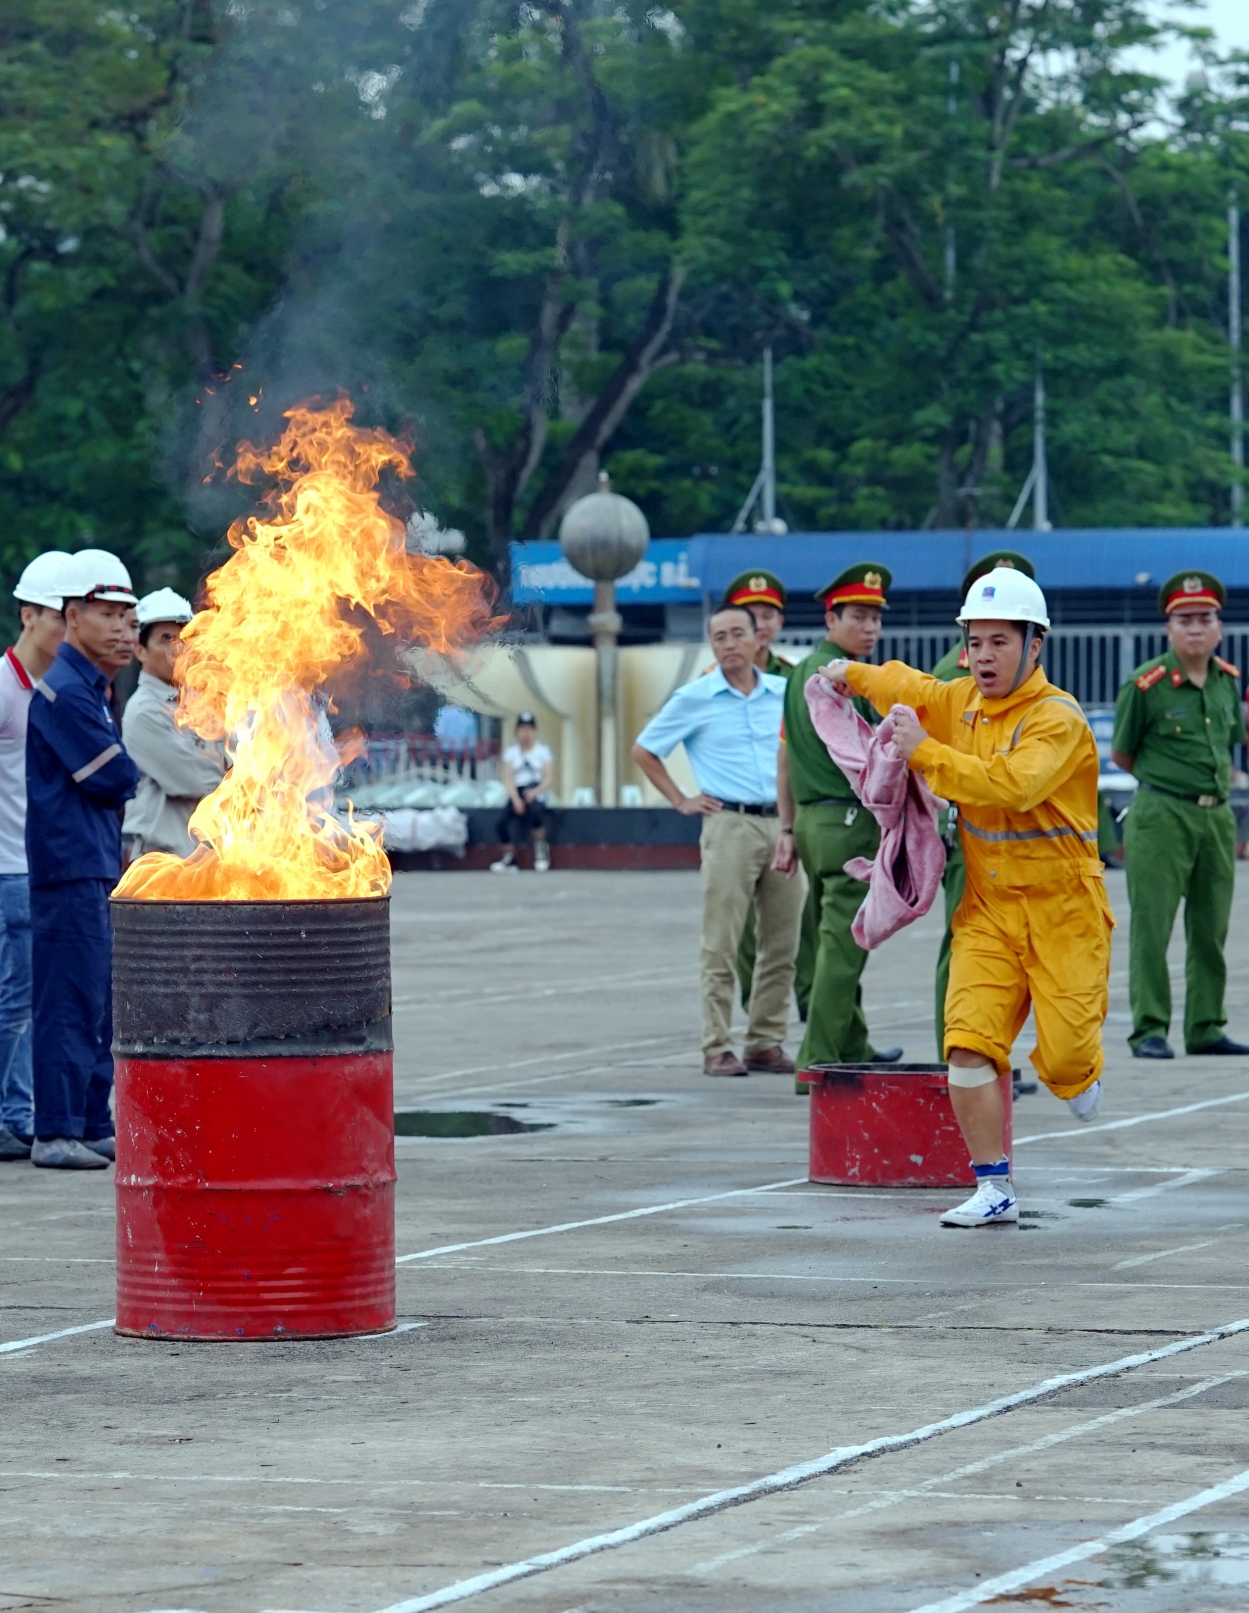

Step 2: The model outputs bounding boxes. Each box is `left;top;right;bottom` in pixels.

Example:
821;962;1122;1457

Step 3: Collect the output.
122;589;225;858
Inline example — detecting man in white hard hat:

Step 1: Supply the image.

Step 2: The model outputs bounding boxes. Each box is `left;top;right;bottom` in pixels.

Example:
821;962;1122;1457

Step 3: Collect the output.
0;554;71;1159
27;550;141;1170
818;567;1110;1228
122;589;225;859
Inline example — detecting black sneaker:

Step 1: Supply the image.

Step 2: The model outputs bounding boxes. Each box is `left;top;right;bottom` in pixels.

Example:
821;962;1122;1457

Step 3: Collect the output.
1191;1035;1249;1056
0;1127;31;1161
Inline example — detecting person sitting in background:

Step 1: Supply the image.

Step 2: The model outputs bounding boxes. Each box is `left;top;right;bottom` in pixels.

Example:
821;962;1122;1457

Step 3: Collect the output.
492;712;553;872
0;553;70;1161
122;589;226;860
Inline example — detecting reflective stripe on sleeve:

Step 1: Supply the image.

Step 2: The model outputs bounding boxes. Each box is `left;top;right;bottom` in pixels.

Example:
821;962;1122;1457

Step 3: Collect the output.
961;820;1098;845
72;744;121;783
33;680;56;703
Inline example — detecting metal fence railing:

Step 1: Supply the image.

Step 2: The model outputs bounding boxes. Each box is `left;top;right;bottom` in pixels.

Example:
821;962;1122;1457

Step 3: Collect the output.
779;625;1249;709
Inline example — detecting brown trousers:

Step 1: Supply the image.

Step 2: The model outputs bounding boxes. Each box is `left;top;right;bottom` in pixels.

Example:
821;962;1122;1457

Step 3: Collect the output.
700;811;805;1056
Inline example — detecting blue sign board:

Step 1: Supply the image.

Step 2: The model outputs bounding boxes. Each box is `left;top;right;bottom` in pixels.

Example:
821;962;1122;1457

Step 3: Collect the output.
511;528;1249;605
509;539;704;604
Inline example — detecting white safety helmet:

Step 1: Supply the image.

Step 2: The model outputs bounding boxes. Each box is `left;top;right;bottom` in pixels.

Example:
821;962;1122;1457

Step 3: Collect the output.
136;587;194;628
957;566;1050;630
12;551;72;610
59;548;138;607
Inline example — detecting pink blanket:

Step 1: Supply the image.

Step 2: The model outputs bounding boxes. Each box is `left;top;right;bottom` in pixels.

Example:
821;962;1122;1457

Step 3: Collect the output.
803;678;947;949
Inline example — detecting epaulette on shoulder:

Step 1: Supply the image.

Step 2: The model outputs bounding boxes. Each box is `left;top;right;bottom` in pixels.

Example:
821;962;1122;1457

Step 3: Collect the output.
1134;663;1167;693
1215;655;1241;679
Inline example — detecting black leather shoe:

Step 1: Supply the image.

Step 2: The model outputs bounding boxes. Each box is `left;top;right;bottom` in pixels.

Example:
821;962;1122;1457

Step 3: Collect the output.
869;1047;904;1063
1133;1035;1174;1059
0;1126;31;1161
1012;1068;1038;1097
1190;1035;1249;1056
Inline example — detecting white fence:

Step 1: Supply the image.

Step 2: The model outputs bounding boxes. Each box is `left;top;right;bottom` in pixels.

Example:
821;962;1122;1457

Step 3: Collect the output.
779;626;1249;711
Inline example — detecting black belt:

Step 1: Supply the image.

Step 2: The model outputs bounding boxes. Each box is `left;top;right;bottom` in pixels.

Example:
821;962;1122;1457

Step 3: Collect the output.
1138;781;1227;809
718;800;778;816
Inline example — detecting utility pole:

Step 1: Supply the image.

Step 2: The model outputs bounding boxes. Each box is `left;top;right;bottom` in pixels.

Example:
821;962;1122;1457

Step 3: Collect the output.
1231;193;1244;528
1032;363;1049;531
731;347;787;534
1006;358;1053;531
944;60;959;305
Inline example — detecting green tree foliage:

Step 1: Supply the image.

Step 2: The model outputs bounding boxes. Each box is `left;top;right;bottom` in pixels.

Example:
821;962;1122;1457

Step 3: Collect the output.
0;0;1246;611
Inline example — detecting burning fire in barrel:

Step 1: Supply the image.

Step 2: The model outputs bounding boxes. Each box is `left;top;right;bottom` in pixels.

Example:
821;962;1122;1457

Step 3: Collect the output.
111;400;494;1339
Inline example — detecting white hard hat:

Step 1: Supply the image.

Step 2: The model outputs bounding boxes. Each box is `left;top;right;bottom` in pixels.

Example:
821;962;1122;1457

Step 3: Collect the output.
59;549;138;607
136;587;194;628
957;566;1050;630
13;551;72;610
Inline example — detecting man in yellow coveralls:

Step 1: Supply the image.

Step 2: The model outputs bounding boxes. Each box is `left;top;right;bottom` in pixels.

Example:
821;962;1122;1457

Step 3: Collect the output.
820;566;1110;1227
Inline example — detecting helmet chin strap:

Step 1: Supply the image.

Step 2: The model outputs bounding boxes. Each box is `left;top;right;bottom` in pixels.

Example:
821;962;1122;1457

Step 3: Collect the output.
1007;623;1037;694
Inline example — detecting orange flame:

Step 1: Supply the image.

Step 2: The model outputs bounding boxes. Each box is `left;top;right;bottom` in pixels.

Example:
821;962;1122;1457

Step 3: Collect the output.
115;397;496;901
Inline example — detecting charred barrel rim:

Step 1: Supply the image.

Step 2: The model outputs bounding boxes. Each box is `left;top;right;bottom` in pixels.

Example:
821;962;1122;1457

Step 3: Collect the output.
111;895;391;1057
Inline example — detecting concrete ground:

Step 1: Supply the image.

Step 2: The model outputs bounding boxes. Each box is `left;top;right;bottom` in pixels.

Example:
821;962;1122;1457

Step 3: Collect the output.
3;868;1249;1612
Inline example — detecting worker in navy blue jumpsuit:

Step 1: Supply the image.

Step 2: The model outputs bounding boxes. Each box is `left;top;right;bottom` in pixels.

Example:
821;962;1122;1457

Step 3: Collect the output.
27;555;140;1166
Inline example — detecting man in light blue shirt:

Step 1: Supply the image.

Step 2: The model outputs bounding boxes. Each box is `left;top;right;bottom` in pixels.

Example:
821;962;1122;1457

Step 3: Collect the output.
633;605;805;1077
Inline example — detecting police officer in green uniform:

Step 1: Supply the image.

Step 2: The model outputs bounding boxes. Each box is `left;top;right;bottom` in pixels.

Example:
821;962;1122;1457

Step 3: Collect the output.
773;563;903;1071
1112;570;1249;1059
720;571;816;1021
928;550;1037;1058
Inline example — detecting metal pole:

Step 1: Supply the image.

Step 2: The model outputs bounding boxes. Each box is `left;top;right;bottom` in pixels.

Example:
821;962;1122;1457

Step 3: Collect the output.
761;346;776;530
944;60;959;306
1231;194;1244;528
589;578;621;806
1033;362;1051;531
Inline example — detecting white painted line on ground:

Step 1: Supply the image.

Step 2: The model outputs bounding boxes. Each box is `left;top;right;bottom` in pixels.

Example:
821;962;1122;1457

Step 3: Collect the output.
393;966;695;1012
688;1371;1244;1574
1015;1089;1249;1145
400;1033;686;1092
427;1266;928;1285
903;1463;1249;1613
1109;1168;1219;1203
371;1315;1249;1613
1114;1239;1217;1270
0;1318;114;1355
394;1179;807;1265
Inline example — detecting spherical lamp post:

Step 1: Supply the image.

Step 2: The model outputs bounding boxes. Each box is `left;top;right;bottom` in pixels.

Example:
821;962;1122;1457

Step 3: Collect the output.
559;473;650;806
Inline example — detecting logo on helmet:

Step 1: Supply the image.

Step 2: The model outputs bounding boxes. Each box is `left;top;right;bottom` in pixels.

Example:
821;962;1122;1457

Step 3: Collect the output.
981;585;996;599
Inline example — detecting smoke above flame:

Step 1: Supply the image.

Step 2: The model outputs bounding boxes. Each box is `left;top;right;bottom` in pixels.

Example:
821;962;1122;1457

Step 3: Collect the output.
115;397;497;901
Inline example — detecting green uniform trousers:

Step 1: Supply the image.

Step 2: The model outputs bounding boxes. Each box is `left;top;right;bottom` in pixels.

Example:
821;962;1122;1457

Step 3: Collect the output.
736;889;816;1019
1124;787;1236;1053
934;833;965;1056
793;800;881;1067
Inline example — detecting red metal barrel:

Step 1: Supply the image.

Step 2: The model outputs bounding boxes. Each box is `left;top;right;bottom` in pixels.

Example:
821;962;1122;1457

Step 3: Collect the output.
111;897;396;1340
804;1062;1013;1188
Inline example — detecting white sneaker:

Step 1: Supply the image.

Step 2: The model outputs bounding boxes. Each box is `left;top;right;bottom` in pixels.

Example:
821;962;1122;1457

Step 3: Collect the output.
940;1176;1018;1227
490;853;518;873
31;1137;109;1170
534;845;550;872
1067;1080;1102;1123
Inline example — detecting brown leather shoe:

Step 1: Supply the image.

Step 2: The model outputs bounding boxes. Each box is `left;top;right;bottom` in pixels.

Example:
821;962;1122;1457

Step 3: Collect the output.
703;1051;748;1077
745;1045;795;1074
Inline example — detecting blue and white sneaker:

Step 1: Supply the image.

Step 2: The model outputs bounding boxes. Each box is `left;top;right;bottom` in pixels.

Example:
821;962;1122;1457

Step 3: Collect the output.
941;1162;1018;1228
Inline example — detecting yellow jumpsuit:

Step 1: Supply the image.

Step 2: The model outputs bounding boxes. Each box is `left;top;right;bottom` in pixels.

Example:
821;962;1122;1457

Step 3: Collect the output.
843;661;1111;1100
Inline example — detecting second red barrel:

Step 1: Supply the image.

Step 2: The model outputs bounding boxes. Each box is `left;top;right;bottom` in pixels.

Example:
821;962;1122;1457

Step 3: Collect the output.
111;896;396;1340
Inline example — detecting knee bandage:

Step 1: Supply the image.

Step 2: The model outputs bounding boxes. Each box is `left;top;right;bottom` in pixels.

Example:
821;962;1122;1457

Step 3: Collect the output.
946;1062;999;1089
